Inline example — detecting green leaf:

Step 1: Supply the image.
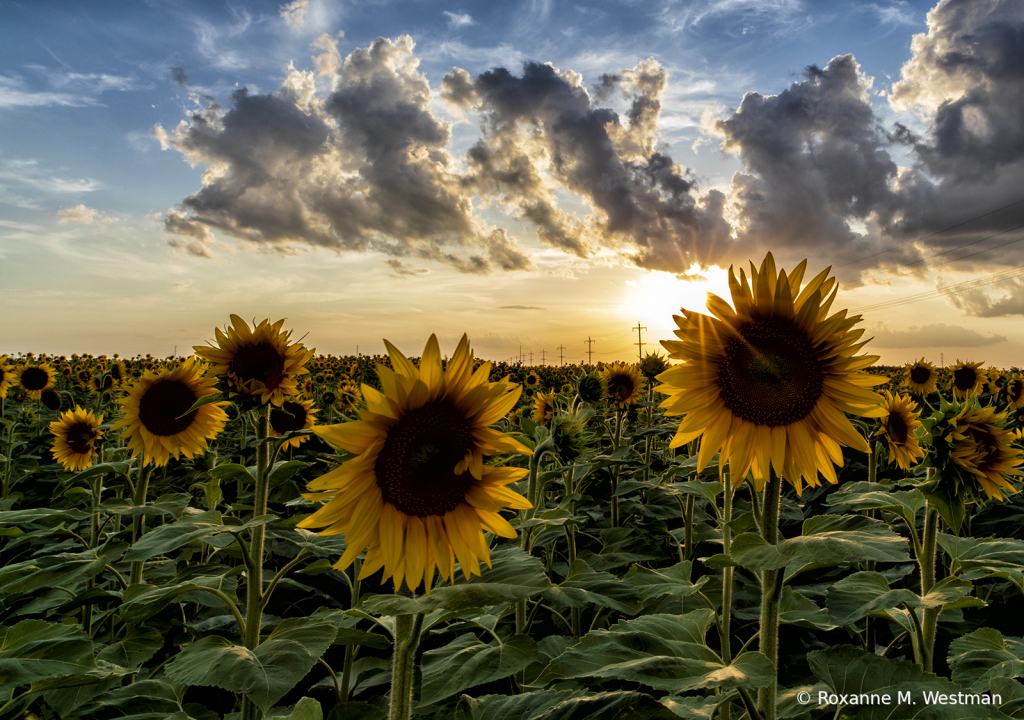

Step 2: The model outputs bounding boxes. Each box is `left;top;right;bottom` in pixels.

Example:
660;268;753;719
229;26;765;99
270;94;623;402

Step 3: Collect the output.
0;620;95;699
268;460;311;488
0;508;89;524
280;528;350;558
419;634;537;706
625;561;709;602
777;587;835;630
96;626;164;670
544;558;643;615
72;461;134;484
827;572;977;627
458;690;680;720
659;695;720;719
939;534;1024;584
177;391;227;418
124;510;276;562
535;611;774;693
164;617;336;714
0;542;126;597
359;545;551;615
809;645;1011;719
332;628;390;650
100;492;193;518
730;517;911;574
948;628;1024;693
211;462;257;484
73;679;188;719
826;481;925;528
120;576;239;625
265;697;324;720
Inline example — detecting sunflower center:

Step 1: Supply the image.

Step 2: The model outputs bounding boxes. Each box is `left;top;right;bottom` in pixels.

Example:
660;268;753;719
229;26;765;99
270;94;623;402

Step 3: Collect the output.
20;367;49;391
887;410;909;444
375;400;477;517
138;380;198;436
229;342;285;390
67;422;97;455
606;375;636;402
953;367;978;392
910;366;931;385
716;318;824;427
271;401;307;433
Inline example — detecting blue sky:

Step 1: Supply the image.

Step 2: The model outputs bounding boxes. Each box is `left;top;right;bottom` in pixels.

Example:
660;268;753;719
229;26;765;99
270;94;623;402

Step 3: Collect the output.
3;0;1023;368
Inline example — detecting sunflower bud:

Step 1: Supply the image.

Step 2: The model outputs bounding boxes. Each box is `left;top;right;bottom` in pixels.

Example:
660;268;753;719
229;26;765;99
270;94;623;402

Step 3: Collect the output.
575;372;604;404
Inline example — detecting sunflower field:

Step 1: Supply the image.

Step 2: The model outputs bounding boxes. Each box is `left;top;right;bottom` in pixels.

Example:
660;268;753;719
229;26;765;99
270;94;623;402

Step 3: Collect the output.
4;255;1024;720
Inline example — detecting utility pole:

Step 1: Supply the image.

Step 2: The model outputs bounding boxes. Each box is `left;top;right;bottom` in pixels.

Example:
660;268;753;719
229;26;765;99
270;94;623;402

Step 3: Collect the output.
557;344;566;365
585;337;595;365
528;351;534;365
541;349;546;364
633;322;647;362
941;353;944;368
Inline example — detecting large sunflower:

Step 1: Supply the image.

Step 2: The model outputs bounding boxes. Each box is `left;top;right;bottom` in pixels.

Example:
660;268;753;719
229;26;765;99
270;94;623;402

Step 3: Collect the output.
16;363;55;400
532;390;557;427
1005;374;1024;409
875;391;925;470
270;397;318;449
905;358;938;395
111;358;229;467
600;363;646;408
297;334;533;593
49;406;103;472
656;253;886;494
194;314;314;406
949;359;986;400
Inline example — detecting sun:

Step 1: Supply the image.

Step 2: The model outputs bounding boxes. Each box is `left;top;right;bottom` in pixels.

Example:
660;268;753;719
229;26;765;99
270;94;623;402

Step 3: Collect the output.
621;264;732;331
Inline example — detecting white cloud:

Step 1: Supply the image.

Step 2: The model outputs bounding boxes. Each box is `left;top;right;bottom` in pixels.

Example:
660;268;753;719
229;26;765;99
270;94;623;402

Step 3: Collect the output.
444;11;474;28
0;159;102;193
280;0;310;27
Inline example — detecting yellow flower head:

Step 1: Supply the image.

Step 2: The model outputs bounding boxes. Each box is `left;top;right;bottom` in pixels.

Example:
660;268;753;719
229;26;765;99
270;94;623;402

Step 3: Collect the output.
532;390;557;427
16;363;55;400
600;362;646;408
875;391;925;470
111;358;229;467
656;252;886;495
905;358;938;395
949;359;986;400
297;334;533;594
194;314;314;406
270;397;318;449
49;406;103;472
947;404;1022;501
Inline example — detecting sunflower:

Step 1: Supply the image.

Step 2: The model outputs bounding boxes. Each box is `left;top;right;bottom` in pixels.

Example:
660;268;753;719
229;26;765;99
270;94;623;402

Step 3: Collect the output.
875;391;925;470
905;358;938;395
532;390;557;426
270;397;318;449
639;352;669;380
947;404;1022;501
575;372;604;404
600;363;646;408
336;380;362;413
949;359;986;400
656;252;886;494
0;359;12;399
49;406;103;472
297;334;533;594
525;372;540;388
16;363;55;400
111;358;229;467
40;389;62;412
560;382;574;394
194;314;314;406
1005;374;1024;408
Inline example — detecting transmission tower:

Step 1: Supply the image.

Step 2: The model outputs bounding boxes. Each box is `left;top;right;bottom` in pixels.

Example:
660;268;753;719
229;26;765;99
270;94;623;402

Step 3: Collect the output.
557;344;566;365
585;337;595;364
633;322;647;361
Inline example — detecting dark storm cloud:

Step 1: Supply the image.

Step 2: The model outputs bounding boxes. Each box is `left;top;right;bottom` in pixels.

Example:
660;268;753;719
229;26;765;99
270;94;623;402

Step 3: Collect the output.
158;35;523;274
447;58;732;272
170;66;189;86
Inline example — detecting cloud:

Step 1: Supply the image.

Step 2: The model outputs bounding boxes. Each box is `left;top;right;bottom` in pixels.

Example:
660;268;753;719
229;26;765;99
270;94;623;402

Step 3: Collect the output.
171;280;193;291
280;0;310;27
499;305;544;310
159;36;499;272
171;66;189;86
58;204;118;230
385;259;428;277
868;322;1007;348
938;275;1024;317
865;2;917;26
444;11;474;28
0;74;99;108
0;158;101;193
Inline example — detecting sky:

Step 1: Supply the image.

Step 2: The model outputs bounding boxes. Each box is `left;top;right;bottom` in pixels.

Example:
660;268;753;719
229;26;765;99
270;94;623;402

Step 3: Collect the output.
2;0;1024;368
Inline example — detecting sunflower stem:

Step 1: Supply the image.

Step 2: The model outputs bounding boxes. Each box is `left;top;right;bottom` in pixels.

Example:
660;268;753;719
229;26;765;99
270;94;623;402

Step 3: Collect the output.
129;463;153;586
241;405;271;720
388;587;424;720
719;472;734;720
611;408;624;527
918;502;940;672
757;470;783;720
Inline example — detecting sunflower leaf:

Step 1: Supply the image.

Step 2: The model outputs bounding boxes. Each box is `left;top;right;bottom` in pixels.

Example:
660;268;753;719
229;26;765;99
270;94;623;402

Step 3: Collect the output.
948;628;1024;693
457;690;680;720
163;618;336;714
625;561;709;602
124;510;276;562
359;545;551;615
0;620;96;701
418;634;537;706
175;391;228;418
544;558;642;614
120;576;240;625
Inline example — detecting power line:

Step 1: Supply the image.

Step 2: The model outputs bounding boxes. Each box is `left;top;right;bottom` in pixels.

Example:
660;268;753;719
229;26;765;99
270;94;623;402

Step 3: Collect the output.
849;262;1024;314
836;195;1024;269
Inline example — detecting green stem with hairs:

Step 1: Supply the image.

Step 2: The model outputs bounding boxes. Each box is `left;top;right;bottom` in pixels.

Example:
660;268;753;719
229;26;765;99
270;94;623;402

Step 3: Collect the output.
241;406;271;720
720;474;735;720
611;408;624;527
388;586;425;720
757;470;783;720
129;463;153;586
918;502;940;672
